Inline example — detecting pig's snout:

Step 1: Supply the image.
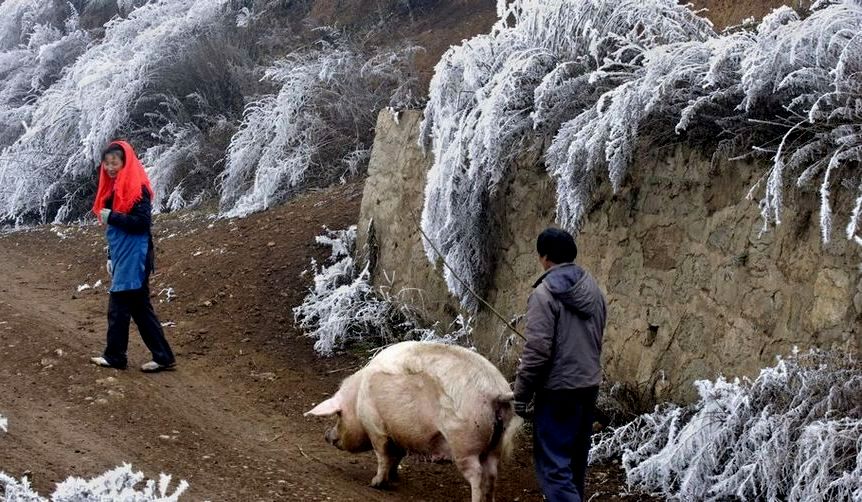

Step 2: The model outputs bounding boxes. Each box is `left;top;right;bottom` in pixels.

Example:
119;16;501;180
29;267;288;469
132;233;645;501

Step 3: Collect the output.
324;427;340;448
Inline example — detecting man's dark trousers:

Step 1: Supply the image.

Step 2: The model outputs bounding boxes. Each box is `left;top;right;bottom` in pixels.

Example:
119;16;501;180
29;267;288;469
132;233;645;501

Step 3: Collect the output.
533;386;600;502
104;284;174;368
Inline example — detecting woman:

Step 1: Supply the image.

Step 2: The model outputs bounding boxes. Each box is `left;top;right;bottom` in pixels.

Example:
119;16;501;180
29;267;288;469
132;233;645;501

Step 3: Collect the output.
89;141;176;372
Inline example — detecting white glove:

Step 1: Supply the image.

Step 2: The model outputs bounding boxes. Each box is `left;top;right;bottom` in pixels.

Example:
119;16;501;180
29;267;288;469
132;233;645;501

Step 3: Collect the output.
100;208;111;224
106;260;113;276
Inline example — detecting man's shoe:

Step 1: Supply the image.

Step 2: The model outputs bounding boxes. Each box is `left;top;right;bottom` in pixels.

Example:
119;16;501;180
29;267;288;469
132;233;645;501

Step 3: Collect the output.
141;361;175;373
90;356;125;369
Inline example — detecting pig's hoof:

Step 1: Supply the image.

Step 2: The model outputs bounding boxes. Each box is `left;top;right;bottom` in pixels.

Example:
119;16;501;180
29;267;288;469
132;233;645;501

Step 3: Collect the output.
370;476;392;490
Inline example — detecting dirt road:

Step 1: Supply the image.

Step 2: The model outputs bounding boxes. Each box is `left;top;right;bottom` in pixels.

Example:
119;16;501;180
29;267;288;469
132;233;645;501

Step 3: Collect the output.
0;183;641;501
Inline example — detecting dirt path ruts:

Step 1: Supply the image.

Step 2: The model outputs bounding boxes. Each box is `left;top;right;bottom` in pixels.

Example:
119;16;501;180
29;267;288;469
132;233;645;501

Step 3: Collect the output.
0;183;644;501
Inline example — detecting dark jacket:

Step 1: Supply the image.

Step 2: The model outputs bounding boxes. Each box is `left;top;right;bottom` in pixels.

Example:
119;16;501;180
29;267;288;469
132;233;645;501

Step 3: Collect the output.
106;187;155;286
513;263;606;403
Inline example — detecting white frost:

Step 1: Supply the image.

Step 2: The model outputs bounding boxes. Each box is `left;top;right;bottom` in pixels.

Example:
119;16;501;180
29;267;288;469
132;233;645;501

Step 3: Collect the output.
294;226;471;356
420;0;713;308
0;0;231;224
421;0;862;307
590;350;862;501
0;463;189;501
219;36;419;218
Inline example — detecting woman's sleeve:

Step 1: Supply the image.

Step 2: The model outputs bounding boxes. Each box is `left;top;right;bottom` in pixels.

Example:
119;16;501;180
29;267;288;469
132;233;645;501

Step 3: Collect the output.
106;187;152;234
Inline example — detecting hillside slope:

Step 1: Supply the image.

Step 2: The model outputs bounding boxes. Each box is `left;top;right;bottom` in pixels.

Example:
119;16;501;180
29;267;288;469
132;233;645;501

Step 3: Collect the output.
690;0;803;29
305;0;798;84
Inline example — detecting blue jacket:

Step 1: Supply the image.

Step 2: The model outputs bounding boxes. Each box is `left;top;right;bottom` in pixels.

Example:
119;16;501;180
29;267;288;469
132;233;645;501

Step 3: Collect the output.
106;187;155;292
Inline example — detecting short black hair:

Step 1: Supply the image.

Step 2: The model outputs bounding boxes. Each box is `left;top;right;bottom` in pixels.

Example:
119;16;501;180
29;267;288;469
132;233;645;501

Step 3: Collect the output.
536;227;577;264
101;143;125;162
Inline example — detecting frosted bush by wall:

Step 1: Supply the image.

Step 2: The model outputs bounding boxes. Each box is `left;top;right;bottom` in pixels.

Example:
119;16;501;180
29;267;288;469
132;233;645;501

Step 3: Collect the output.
419;0;714;309
294;226;471;356
590;350;862;501
220;36;419;218
421;0;862;308
0;463;188;501
549;2;862;243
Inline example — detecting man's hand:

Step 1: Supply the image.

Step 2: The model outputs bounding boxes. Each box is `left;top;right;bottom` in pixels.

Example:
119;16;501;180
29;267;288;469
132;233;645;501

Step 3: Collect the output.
99;208;111;224
514;400;532;420
106;260;113;277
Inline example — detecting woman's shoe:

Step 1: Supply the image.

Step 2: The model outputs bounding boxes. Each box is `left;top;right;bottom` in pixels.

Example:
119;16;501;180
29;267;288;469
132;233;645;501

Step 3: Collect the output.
90;356;125;369
140;361;176;373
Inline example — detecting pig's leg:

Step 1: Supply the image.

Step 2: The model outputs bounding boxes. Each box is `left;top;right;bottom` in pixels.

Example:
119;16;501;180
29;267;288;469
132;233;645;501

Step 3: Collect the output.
456;455;485;502
370;449;395;488
387;443;406;481
369;436;403;488
480;454;500;502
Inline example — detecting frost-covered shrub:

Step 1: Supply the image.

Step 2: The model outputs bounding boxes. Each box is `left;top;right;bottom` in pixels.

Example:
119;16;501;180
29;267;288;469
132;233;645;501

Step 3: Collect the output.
419;0;714;308
412;313;473;346
219;34;420;217
421;0;862;308
142;124;207;214
551;2;862;241
0;1;90;147
294;226;471;356
0;0;69;51
0;1;418;225
1;417;188;499
0;463;188;501
0;0;245;224
590;350;862;501
142;118;234;213
295;226;398;355
742;3;862;244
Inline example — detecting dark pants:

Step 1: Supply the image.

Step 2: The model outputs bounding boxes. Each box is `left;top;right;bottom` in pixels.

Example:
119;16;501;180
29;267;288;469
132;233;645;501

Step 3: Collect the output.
104;284;175;368
533;386;599;502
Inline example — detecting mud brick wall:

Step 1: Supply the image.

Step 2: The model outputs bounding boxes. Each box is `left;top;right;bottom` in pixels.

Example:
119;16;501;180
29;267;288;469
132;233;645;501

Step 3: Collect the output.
357;110;861;402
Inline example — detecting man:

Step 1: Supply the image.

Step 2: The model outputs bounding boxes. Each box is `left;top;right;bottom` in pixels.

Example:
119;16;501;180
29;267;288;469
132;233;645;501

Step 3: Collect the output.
514;227;607;502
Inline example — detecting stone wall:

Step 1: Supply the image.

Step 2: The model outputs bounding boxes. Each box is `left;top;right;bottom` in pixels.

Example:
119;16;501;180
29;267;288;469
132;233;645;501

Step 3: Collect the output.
357;110;862;402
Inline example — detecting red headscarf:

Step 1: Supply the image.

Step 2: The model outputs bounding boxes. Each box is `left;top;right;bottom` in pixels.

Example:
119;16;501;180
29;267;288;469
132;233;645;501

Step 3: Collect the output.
91;141;154;221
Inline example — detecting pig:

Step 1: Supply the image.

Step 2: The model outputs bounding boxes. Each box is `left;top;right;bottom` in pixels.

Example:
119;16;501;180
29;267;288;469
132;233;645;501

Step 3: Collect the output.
305;341;522;502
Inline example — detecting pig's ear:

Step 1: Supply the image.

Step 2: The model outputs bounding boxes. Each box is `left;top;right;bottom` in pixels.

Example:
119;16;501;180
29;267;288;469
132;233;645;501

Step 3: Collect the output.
304;394;342;417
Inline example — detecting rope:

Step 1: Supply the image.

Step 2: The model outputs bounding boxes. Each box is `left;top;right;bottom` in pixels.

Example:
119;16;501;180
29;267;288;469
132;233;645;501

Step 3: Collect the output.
411;210;526;341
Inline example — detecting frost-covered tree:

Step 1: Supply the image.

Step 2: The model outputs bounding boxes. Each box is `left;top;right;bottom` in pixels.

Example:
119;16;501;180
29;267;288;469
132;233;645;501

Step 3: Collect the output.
421;0;862;308
219;34;419;217
419;0;714;308
1;463;188;501
550;2;862;241
0;0;247;224
0;0;421;224
741;2;862;243
0;1;89;147
590;350;862;502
